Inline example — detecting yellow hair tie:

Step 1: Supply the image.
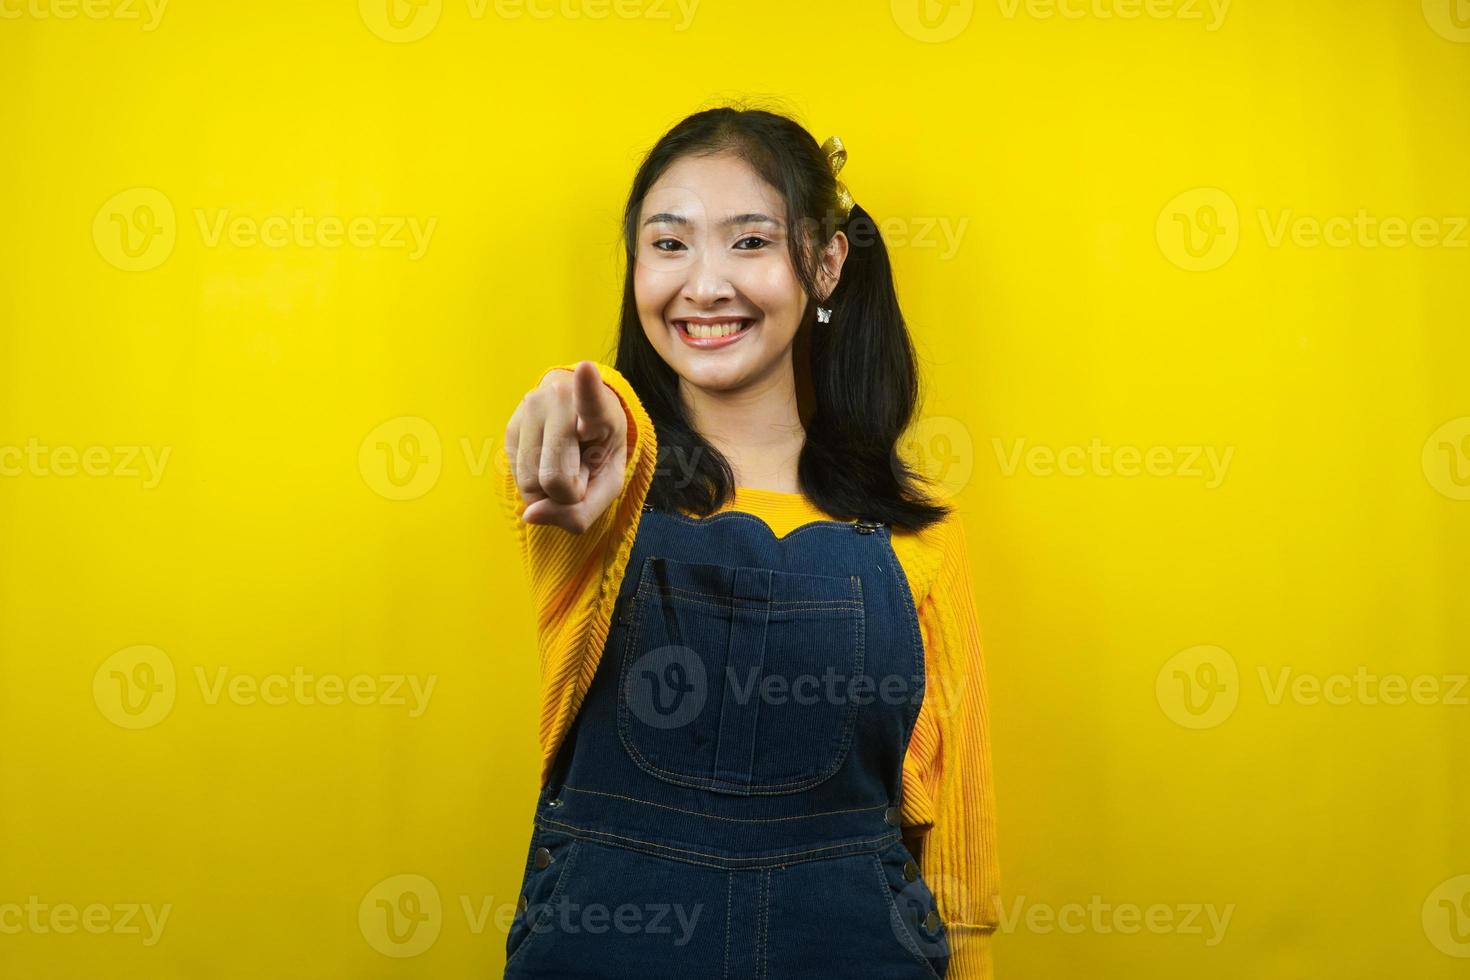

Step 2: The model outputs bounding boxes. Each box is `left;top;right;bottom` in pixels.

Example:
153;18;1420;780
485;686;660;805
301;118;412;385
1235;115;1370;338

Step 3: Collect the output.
820;135;855;222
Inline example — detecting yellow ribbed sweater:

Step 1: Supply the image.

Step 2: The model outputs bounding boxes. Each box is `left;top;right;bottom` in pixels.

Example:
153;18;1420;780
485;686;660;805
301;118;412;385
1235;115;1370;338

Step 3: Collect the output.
500;362;1001;979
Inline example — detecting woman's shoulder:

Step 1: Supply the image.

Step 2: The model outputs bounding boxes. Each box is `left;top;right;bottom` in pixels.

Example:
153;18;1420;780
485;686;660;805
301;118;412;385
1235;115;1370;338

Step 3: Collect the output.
889;490;966;607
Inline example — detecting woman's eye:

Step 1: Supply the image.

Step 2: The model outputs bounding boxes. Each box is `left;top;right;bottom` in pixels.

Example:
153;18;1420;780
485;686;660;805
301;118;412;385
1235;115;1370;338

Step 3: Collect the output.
650;236;769;253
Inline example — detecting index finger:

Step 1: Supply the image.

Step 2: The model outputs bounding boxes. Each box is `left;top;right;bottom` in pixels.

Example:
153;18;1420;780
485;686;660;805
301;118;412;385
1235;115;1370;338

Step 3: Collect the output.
571;360;618;440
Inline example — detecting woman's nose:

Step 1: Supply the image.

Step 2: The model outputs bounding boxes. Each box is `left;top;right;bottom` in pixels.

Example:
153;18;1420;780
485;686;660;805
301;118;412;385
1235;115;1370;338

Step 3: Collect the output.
682;249;736;305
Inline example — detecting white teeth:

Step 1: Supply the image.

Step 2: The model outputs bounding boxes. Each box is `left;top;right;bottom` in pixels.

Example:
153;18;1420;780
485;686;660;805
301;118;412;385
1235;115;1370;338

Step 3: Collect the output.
679;320;749;339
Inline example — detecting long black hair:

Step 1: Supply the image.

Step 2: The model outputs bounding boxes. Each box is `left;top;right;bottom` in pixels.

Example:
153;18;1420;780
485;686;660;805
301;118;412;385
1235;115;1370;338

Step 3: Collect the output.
612;104;951;534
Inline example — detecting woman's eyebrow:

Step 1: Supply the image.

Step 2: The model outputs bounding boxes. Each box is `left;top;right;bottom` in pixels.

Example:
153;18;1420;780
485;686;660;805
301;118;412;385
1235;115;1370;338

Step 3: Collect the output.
642;212;783;228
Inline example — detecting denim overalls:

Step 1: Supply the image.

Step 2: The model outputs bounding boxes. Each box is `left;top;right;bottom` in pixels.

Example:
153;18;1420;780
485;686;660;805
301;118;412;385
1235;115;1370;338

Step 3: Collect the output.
504;503;951;979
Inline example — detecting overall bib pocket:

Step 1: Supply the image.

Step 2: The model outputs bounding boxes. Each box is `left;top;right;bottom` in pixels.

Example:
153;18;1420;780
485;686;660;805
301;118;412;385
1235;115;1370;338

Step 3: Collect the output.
616;554;866;795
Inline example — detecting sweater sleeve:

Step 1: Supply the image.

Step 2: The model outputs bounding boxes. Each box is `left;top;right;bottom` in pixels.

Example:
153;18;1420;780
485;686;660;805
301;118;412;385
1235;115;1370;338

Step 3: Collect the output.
498;360;658;787
905;509;1002;979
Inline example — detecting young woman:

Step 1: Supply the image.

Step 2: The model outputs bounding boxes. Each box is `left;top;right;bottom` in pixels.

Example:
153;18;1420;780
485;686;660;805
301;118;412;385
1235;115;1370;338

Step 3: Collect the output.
499;106;999;979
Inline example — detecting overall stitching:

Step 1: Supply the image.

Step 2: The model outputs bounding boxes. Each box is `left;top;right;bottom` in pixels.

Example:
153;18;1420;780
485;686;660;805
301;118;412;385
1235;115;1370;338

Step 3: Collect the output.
722;870;732;980
652;579;861;608
647;591;863;615
534;816;901;870
647;509;869;543
553;783;890;823
757;866;770;980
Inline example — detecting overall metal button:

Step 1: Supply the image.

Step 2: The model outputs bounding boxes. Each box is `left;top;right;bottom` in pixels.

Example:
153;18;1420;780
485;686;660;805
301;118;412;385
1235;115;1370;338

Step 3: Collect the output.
853;519;883;534
903;860;920;882
534;846;554;869
516;894;528;915
884;806;902;827
923;910;941;932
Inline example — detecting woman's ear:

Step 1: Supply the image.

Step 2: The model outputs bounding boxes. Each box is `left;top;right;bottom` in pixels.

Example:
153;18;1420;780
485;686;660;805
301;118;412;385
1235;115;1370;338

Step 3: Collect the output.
816;231;850;302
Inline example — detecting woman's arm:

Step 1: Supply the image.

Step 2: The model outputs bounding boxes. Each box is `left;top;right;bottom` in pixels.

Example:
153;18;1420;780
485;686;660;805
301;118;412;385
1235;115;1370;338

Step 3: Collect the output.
499;360;658;786
907;509;1003;979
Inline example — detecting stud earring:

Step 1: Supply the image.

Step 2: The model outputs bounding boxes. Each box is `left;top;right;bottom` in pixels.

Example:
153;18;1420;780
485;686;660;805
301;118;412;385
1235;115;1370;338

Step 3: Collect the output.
816;305;833;324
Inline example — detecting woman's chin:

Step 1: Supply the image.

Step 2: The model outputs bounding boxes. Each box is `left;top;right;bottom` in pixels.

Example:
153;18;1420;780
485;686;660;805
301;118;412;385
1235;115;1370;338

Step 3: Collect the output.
677;362;748;392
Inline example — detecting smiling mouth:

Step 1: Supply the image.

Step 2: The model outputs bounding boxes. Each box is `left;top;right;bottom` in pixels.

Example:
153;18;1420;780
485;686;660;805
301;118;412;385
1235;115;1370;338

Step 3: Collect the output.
670;318;758;349
672;318;756;339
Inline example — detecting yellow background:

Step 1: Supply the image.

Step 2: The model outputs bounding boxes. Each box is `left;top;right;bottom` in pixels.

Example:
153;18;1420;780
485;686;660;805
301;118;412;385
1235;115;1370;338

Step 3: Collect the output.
2;0;1467;976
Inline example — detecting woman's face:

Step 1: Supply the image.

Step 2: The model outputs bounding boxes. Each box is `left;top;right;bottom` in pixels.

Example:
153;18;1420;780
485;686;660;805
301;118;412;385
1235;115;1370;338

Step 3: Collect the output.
634;150;844;394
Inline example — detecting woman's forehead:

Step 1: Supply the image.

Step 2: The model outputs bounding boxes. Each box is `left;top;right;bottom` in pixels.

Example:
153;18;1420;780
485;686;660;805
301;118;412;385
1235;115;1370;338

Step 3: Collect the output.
641;153;784;221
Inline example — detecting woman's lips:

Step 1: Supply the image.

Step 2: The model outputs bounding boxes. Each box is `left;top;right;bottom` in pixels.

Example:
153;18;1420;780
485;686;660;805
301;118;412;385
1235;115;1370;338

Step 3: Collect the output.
671;318;756;350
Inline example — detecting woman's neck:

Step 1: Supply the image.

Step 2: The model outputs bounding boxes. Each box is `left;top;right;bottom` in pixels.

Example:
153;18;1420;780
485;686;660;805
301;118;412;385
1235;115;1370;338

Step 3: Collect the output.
681;364;805;493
